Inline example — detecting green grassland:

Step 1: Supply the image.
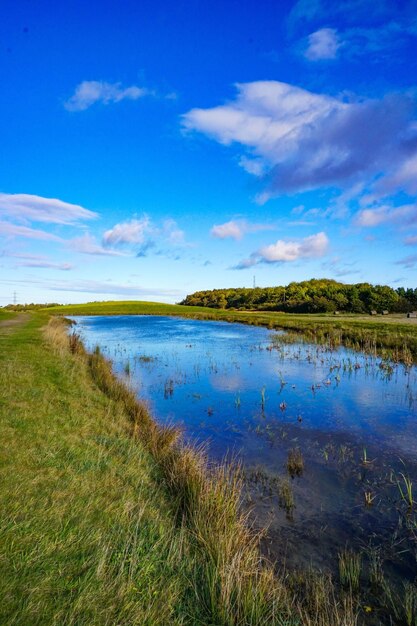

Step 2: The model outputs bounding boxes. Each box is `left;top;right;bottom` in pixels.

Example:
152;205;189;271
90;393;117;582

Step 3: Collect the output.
45;300;417;363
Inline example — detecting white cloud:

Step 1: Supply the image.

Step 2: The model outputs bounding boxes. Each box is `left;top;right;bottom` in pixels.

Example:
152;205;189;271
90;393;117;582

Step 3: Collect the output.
182;81;417;201
103;217;151;247
404;234;417;246
0;193;98;225
211;219;274;240
0;221;64;241
102;216;188;255
65;81;150;112
162;219;185;244
259;231;329;262
71;233;128;257
304;28;341;60
355;203;417;227
234;231;329;269
238;156;266;176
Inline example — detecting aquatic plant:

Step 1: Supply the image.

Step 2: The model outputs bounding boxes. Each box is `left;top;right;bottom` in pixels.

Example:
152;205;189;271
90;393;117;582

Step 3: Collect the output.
286;448;304;478
338;549;362;592
138;354;155;363
164;378;174;398
397;473;415;509
367;546;384;588
404;581;417;626
261;386;266;411
279;479;295;518
364;491;376;507
361;448;375;466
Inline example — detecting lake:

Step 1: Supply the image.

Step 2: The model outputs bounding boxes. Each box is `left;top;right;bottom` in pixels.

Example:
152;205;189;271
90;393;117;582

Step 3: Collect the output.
72;314;417;586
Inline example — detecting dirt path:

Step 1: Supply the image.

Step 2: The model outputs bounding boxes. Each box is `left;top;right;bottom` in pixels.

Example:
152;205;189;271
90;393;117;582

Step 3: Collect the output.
0;313;30;331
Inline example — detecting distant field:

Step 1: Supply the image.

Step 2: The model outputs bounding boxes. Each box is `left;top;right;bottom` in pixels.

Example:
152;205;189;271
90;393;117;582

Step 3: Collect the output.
44;300;211;316
43;300;417;363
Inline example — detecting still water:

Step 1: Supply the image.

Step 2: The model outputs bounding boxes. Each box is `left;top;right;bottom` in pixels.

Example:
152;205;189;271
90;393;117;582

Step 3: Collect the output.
72;315;417;580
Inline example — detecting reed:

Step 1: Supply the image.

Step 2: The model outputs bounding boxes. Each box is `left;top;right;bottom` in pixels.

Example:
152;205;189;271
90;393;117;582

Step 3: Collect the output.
286;448;304;478
338;549;362;592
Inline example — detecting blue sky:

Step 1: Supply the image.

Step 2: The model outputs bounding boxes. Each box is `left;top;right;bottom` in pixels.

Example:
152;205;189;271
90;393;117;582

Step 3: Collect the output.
1;0;417;304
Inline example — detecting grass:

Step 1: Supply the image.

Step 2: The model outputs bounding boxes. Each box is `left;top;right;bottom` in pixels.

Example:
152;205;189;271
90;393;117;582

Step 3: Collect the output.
286;448;304;478
397;473;415;509
40;300;417;364
338;550;362;592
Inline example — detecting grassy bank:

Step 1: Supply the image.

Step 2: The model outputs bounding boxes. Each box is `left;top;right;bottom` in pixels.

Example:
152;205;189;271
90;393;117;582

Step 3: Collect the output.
44;300;417;363
0;312;208;625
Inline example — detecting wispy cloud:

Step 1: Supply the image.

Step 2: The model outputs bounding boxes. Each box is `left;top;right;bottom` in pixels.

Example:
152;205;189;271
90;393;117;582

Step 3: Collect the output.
70;233;128;257
233;231;329;269
16;261;73;271
396;254;417;269
321;255;360;277
290;1;417;62
304;28;341;60
102;216;188;256
0;221;64;242
45;279;182;297
0;276;184;299
162;219;186;245
103;217;151;246
65;80;151;112
0;193;98;225
210;219;274;240
355;203;417;227
182;81;417;204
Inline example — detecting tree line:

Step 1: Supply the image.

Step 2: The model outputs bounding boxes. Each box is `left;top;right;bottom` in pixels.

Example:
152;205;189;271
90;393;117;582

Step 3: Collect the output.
180;279;417;314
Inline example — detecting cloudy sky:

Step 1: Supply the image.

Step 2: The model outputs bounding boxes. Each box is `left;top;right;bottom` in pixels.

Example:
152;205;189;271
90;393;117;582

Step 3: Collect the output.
1;0;417;304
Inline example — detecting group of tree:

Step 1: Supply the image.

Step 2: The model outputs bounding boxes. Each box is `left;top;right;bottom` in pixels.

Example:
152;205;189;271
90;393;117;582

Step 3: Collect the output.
3;302;60;311
180;279;417;314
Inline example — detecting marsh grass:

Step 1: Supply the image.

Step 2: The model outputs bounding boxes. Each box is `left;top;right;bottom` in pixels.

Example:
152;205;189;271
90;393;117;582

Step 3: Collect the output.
279;479;295;518
403;582;417;626
286;448;304;478
338;550;362;592
397;473;415;509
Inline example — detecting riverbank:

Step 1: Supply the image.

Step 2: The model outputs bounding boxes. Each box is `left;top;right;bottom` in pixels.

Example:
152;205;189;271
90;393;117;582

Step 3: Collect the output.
44;300;417;363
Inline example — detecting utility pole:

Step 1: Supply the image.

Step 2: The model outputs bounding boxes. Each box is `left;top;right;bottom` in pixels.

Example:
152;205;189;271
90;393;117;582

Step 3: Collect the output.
253;275;256;289
13;291;17;305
